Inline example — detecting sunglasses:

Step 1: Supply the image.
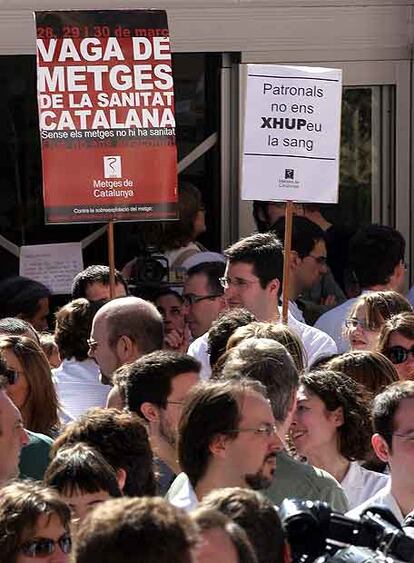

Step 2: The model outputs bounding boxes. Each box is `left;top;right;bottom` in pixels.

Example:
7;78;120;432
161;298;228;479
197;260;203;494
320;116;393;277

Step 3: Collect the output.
19;533;72;558
3;368;19;386
386;345;414;365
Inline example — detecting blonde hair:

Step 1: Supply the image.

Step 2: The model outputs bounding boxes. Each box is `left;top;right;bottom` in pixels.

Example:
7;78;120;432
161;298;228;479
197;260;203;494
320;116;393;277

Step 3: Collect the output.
227;321;305;372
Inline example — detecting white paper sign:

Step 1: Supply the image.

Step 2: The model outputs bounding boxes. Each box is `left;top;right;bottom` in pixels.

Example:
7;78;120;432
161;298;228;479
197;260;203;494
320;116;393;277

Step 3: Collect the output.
20;243;83;294
241;64;342;203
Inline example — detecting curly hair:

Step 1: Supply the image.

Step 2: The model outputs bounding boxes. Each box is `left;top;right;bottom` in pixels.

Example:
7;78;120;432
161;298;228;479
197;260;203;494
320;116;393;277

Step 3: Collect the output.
0;480;70;563
207;308;257;370
51;407;156;497
0;335;59;436
300;370;372;460
54;298;103;361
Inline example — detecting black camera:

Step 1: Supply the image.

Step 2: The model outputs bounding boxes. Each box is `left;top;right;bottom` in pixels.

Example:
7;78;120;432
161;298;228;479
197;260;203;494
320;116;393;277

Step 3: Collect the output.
279;499;414;563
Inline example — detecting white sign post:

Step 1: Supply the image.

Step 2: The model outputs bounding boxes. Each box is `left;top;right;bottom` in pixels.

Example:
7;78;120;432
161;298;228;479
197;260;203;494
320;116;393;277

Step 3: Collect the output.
241;64;342;203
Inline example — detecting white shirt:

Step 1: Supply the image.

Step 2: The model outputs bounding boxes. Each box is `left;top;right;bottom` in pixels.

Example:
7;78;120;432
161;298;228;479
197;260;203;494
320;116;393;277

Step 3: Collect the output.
53;358;109;424
407;285;414;307
288;300;306;323
314;297;358;353
341;462;389;510
188;310;337;379
347;482;405;524
165;472;198;512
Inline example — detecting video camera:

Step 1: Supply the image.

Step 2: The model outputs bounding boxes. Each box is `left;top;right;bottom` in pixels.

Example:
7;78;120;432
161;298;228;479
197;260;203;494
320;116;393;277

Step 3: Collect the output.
279;499;414;563
127;246;186;300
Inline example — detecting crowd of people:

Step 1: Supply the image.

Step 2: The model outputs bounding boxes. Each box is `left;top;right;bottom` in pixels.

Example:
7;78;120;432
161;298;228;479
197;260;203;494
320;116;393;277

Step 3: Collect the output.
0;200;414;562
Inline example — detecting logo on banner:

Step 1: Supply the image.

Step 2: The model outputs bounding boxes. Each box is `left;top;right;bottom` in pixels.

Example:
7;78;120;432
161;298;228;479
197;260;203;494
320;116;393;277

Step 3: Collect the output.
104;156;122;179
278;168;300;190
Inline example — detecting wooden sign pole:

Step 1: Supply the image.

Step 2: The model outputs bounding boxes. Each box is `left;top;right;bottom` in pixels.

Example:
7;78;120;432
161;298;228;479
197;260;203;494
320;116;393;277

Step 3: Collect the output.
107;220;116;299
281;201;293;324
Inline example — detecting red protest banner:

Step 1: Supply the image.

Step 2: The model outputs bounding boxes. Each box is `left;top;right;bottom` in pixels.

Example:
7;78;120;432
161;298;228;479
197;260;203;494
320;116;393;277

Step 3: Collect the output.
35;10;177;224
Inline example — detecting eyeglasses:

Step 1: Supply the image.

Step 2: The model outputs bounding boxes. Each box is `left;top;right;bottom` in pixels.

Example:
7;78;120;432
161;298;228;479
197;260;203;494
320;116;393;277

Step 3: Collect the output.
3;368;19;386
183;293;222;306
19;533;72;558
87;337;99;352
219;276;260;290
306;254;328;266
345;318;377;331
165;400;184;406
386;345;414;365
226;423;280;438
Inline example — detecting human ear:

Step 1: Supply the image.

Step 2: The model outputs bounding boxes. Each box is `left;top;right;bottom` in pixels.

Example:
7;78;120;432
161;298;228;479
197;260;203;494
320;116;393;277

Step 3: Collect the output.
140;402;160;423
209;434;231;459
371;433;391;463
116;468;127;492
331;406;344;427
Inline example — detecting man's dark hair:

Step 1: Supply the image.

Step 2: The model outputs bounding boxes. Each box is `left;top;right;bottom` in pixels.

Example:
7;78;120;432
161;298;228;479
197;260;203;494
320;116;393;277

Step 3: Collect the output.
0;317;40;343
55;298;103;361
71;265;128;299
200;487;285;563
207;308;257;369
75;497;198;563
348;225;405;289
224;232;284;289
220;338;299;423
0;276;50;321
125;351;200;420
178;379;267;488
191;507;258;563
51;408;156;497
301;370;372;460
45;442;122;498
272;216;325;258
372;380;414;450
153;287;184;304
186;261;226;295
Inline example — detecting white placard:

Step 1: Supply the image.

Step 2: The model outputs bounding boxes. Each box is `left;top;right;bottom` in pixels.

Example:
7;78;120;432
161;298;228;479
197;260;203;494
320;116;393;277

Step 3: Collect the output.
20;243;83;295
241;64;342;203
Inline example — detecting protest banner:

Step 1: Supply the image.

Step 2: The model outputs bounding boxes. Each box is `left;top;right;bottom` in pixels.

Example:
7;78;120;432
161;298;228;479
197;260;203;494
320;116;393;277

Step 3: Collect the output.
241;64;342;321
35;9;177;224
241;64;342;204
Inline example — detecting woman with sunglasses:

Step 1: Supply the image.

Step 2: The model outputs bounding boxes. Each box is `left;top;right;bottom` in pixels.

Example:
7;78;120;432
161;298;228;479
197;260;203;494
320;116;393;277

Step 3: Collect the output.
378;312;414;381
289;370;388;510
344;291;412;352
0;335;60;436
0;480;71;562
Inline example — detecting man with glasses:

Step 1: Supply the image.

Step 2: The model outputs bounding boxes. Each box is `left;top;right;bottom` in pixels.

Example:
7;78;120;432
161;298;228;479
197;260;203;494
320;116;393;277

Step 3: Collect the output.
220;337;349;512
184;262;226;340
348;380;414;523
272;216;345;324
88;296;163;384
221;232;336;367
125;351;200;494
185;262;226;379
167;378;282;511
